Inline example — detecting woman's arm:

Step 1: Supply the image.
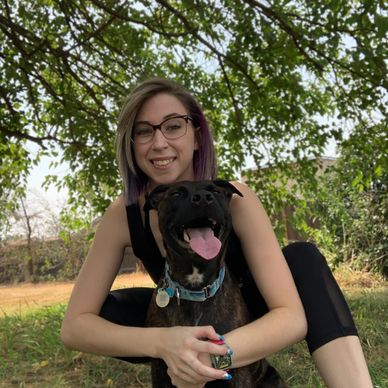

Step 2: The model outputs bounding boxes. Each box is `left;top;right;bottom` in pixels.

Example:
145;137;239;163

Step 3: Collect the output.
60;196;228;381
60;195;154;356
223;181;307;368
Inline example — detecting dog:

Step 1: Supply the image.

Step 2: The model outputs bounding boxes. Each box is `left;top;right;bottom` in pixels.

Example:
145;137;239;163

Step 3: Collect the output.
145;180;287;387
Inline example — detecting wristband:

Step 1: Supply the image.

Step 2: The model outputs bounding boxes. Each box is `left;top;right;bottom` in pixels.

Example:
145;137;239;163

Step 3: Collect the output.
209;337;233;370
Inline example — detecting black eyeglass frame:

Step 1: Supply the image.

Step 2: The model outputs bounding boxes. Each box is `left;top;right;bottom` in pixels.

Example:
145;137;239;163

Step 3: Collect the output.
131;115;194;144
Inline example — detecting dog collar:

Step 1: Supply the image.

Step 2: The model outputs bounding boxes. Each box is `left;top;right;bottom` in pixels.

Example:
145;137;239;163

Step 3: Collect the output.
157;264;226;305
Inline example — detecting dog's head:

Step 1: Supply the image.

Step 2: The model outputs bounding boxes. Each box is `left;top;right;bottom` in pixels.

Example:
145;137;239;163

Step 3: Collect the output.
146;180;243;267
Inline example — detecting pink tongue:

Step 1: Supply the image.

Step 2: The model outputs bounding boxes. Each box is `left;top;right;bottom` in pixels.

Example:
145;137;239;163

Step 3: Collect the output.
187;227;222;260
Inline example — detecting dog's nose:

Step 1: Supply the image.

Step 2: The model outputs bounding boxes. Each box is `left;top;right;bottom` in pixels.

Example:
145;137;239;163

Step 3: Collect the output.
191;190;214;206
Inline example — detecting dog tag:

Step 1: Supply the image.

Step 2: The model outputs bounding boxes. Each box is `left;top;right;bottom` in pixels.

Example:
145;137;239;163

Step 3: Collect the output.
156;289;170;308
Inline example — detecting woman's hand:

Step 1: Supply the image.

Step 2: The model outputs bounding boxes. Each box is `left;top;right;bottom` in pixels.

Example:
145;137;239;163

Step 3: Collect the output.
157;326;229;386
167;369;205;388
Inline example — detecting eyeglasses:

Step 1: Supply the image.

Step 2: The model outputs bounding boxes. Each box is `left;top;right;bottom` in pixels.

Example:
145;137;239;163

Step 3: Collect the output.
131;115;193;144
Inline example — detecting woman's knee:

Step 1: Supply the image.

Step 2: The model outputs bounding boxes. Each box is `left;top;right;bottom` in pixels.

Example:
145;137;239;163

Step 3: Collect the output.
282;241;328;278
99;287;153;327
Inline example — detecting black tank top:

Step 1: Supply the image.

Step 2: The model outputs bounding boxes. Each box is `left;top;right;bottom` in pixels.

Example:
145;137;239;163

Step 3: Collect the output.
125;203;249;284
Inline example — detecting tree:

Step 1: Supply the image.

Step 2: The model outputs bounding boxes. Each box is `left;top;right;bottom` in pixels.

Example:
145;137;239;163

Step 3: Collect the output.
312;145;387;277
1;0;386;224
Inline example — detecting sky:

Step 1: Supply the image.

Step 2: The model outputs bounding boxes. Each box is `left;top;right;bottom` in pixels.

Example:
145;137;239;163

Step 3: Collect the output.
26;143;69;215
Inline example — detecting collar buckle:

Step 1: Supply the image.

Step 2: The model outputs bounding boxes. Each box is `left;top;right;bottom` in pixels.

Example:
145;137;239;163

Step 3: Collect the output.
202;285;211;299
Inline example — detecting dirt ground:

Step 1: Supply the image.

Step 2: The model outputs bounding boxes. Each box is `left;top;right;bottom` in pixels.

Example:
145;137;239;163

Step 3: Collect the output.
0;272;154;316
0;266;385;317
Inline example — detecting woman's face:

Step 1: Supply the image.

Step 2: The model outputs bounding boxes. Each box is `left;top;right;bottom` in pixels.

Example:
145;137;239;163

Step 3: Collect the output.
133;93;199;190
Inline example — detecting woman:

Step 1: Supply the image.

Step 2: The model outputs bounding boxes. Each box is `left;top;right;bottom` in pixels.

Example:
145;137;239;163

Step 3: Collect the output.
61;78;373;387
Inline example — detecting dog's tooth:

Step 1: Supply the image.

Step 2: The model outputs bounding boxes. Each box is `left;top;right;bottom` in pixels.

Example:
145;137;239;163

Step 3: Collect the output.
183;230;190;242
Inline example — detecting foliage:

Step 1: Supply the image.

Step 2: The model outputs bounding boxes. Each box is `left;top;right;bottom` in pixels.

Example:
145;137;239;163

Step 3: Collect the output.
0;231;91;283
291;125;388;277
315;182;387;277
1;0;386;222
0;139;30;235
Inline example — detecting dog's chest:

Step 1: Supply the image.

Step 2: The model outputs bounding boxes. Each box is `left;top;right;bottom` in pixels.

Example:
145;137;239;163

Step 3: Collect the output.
146;275;250;334
148;294;216;326
185;266;205;285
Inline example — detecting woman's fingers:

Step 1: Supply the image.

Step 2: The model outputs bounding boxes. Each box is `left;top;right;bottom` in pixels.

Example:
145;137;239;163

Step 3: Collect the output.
160;326;231;384
167;367;206;388
190;337;229;356
189;325;220;341
189;356;228;380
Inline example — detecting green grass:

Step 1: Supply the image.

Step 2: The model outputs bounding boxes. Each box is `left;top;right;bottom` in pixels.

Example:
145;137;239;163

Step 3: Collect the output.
268;288;388;387
0;305;151;387
1;288;387;387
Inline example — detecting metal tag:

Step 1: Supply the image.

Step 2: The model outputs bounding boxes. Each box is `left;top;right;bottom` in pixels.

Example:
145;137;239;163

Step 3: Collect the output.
155;289;170;308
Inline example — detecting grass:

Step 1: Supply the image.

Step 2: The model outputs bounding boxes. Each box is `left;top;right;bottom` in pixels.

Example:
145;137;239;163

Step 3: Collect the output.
1;272;387;387
268;287;388;387
0;304;152;387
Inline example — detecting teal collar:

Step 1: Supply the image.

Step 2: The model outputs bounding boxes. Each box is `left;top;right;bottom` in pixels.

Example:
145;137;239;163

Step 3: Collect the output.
158;264;226;303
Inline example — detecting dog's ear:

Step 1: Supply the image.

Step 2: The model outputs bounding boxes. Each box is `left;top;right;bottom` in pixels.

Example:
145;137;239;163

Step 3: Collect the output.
144;184;170;211
213;179;243;197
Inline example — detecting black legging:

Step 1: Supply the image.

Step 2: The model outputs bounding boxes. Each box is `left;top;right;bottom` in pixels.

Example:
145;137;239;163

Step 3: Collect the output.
100;242;358;363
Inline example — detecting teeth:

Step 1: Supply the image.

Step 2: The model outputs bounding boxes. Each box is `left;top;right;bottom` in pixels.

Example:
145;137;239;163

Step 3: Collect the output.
183;230;190;242
153;158;174;166
209;219;217;227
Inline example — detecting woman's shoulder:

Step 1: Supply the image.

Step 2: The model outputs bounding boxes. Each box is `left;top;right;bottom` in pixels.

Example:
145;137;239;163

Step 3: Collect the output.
96;194;131;247
228;180;270;233
108;194;126;211
229;180;260;203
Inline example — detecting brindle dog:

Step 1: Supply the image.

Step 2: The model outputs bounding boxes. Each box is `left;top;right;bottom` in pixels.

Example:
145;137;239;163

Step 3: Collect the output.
145;180;287;387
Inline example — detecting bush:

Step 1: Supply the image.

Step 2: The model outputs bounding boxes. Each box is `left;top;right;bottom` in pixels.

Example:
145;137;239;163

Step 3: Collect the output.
0;232;91;283
302;169;388;278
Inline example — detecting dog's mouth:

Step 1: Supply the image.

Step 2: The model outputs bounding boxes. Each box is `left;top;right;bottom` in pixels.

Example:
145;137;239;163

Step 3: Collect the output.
174;217;225;260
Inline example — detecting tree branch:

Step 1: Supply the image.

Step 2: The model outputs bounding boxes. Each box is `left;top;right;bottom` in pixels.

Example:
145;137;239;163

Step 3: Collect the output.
247;0;386;89
217;54;244;130
155;0;261;91
0;123;90;150
245;0;325;72
90;0;190;38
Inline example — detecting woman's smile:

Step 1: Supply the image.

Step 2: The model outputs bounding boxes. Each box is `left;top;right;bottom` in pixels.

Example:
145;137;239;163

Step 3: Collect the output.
151;157;177;168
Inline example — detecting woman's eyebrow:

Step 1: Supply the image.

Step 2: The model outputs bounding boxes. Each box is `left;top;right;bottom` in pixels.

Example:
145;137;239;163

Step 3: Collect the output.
135;113;185;124
163;112;184;119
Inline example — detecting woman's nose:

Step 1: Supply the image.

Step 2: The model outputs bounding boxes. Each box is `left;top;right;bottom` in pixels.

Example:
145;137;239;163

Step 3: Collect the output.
151;129;168;149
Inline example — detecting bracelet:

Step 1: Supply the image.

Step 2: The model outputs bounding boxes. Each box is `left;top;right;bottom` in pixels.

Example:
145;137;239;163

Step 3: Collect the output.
209;337;233;370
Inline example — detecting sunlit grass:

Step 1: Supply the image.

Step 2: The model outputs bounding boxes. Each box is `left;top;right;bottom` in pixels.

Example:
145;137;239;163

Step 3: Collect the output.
0;304;151;387
268;287;388;387
1;271;386;387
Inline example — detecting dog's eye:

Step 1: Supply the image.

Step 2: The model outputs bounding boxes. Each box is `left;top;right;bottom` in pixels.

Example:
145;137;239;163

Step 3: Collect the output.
170;191;181;198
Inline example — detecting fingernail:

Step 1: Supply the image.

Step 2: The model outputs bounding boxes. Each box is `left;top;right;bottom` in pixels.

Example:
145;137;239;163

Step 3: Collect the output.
222;373;233;380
